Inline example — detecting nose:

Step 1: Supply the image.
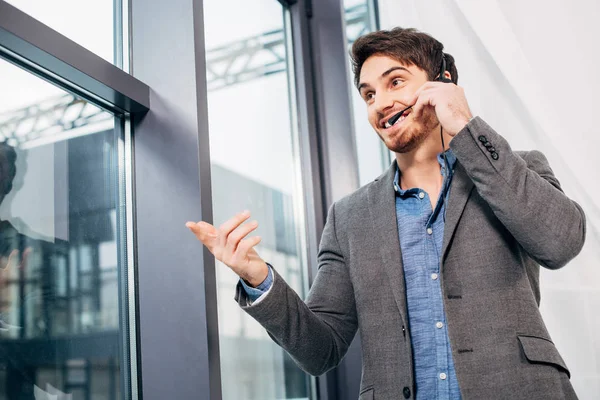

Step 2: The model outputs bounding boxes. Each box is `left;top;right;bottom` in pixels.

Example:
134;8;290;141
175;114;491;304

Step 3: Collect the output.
373;90;395;116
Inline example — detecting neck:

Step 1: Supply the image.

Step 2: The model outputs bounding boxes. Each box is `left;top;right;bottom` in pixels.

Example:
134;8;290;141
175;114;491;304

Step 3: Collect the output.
394;126;453;191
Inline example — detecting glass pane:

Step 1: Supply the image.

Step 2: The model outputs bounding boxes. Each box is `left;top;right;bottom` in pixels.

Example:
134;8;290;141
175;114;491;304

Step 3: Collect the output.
203;1;313;399
345;0;389;186
4;0;123;67
0;58;129;399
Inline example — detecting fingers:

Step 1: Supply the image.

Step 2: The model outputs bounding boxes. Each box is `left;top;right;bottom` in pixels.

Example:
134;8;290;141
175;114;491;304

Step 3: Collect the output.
0;254;9;270
233;235;262;263
7;249;18;270
411;81;437;104
20;248;32;269
412;89;435;121
217;211;251;249
224;219;259;258
186;211;260;265
186;220;218;245
411;82;440;120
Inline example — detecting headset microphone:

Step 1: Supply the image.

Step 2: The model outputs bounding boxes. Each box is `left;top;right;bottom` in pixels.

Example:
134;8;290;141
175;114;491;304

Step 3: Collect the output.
387;104;413;127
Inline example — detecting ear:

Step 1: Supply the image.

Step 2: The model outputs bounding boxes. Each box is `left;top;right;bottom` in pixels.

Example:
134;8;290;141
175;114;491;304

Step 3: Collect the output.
443;70;452;81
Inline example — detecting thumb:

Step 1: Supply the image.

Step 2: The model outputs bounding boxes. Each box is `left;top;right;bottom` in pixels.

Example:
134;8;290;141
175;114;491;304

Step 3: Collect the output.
186;221;217;243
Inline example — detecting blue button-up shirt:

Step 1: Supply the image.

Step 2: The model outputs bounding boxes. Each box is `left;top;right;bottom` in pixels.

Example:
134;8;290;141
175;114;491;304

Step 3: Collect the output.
241;150;462;399
394;149;461;399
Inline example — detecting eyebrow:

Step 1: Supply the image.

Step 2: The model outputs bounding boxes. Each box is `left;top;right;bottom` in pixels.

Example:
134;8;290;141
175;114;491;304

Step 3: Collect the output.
358;66;413;92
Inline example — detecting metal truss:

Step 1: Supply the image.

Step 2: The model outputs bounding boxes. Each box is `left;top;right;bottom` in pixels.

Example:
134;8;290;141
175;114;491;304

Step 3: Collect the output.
0;4;372;146
0;95;109;147
206;3;371;91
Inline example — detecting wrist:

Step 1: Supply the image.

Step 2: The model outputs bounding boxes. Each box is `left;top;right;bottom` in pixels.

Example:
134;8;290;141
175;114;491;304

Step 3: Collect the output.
242;262;269;288
449;115;473;137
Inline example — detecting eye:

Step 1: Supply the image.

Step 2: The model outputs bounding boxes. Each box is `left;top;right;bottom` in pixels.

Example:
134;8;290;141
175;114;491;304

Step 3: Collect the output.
392;78;403;87
364;92;375;102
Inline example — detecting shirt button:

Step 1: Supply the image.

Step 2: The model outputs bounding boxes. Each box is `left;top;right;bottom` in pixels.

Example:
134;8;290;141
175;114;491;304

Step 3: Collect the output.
427;227;433;235
418;191;425;199
440;372;447;380
431;273;438;280
436;321;444;329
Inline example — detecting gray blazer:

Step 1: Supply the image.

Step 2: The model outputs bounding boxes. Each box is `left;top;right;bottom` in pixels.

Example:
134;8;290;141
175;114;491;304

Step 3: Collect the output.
236;117;586;399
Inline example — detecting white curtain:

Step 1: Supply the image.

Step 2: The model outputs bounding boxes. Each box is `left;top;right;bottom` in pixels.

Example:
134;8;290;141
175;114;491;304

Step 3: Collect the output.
378;0;600;397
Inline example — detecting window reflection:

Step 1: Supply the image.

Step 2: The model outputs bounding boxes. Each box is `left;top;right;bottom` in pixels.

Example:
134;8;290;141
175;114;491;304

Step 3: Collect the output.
0;59;127;400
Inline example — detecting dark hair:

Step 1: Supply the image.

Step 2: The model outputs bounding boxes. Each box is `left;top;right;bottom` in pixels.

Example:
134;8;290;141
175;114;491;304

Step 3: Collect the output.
0;141;17;197
350;27;459;89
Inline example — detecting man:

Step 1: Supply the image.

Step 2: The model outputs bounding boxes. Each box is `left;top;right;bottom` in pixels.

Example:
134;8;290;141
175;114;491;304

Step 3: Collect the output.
187;28;586;399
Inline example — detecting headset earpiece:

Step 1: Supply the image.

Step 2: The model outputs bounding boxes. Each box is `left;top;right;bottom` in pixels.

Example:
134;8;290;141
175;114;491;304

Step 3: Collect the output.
438;54;452;83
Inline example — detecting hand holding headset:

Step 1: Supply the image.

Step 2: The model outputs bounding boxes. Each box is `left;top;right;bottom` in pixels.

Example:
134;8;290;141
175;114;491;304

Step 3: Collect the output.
387;53;451;125
387;54;454;215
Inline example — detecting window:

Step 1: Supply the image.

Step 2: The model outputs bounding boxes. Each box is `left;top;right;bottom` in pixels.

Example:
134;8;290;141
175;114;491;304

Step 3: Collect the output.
4;0;127;68
203;0;314;398
0;58;131;399
344;0;388;185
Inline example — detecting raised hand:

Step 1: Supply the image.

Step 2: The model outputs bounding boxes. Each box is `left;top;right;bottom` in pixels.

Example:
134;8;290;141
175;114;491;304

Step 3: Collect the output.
0;248;31;295
0;247;31;271
186;211;269;287
410;81;473;137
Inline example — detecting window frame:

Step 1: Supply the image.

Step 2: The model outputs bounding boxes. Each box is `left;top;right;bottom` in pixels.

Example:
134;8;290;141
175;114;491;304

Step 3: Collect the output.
0;1;149;399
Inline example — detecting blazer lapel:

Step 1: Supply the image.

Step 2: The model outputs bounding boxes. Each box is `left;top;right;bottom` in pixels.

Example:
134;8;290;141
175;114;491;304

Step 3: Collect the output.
367;159;474;318
367;162;409;321
441;160;474;264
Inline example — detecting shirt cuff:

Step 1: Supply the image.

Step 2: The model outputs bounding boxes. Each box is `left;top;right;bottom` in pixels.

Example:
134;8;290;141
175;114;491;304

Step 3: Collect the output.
239;264;274;303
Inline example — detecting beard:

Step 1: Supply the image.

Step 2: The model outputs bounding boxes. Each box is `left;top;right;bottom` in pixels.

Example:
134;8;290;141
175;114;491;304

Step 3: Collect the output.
378;107;439;154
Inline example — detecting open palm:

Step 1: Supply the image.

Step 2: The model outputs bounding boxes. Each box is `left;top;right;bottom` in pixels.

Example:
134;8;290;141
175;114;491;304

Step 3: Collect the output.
186;211;268;287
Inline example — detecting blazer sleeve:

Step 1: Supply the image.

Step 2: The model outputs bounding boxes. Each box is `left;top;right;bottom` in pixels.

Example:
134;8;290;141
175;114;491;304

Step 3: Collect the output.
235;202;358;376
449;116;587;269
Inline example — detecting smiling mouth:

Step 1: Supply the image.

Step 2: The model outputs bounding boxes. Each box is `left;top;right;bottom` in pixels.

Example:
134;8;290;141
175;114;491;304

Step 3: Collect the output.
384;114;407;129
383;105;413;129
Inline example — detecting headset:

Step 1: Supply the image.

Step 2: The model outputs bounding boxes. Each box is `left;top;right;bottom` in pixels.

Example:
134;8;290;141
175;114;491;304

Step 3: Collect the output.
437;53;452;219
437;54;452;83
386;53;454;217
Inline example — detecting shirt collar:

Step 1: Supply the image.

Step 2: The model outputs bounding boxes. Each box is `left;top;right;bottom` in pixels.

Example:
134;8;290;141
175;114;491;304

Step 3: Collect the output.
393;148;457;194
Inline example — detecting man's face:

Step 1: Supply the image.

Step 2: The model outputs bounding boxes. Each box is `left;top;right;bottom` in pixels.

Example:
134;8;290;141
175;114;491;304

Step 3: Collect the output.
358;54;438;153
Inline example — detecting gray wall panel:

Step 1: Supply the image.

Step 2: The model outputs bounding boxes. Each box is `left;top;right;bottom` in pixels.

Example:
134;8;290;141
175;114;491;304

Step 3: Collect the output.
309;0;360;205
131;0;219;398
290;0;363;399
302;0;363;398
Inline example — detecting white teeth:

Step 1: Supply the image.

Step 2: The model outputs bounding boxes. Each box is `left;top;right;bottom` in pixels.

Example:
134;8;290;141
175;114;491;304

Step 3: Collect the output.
384;114;406;129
